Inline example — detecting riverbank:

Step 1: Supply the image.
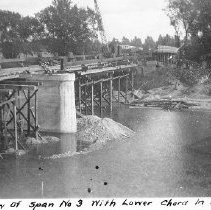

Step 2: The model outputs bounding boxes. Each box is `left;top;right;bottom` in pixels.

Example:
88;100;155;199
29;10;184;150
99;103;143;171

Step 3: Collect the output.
133;66;211;110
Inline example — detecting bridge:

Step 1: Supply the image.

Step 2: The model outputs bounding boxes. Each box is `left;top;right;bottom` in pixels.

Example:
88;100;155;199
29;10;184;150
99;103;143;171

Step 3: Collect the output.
0;55;140;151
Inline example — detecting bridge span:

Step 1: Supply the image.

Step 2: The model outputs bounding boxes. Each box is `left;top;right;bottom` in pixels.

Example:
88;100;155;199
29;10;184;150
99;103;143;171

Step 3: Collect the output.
0;56;140;151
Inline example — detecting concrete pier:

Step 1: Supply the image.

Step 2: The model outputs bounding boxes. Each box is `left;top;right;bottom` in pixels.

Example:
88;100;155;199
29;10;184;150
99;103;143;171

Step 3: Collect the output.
23;73;77;133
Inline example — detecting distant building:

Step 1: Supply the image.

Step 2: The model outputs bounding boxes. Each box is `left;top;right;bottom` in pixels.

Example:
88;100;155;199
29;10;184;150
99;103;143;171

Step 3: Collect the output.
156;45;179;54
153;45;179;64
120;45;143;51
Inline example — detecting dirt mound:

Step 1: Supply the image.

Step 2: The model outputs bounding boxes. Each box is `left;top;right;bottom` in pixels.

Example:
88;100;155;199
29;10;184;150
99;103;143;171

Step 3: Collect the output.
188;84;211;98
77;116;134;144
133;81;211;110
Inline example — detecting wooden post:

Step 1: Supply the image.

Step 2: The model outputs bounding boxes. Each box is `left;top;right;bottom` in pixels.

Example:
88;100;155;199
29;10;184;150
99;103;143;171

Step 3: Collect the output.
27;88;31;136
0;107;3;147
84;85;87;115
35;89;38;140
110;74;113;115
118;77;121;103
91;80;94;115
131;69;134;91
17;90;21;121
125;75;128;104
78;79;82;114
100;82;103;117
13;98;18;151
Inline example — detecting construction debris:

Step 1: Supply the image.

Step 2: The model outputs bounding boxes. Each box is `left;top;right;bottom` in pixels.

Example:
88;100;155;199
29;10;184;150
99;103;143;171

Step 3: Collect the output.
130;99;197;110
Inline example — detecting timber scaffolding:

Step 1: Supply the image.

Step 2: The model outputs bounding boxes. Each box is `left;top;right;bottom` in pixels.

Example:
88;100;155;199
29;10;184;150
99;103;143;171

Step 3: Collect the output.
0;55;139;151
0;79;41;152
75;63;137;117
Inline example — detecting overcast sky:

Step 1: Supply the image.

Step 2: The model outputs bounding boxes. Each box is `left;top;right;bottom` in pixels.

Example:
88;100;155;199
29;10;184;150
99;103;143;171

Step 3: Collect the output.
0;0;175;41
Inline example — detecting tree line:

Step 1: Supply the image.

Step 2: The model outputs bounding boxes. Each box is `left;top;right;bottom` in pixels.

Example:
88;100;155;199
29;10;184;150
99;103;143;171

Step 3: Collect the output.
119;34;178;51
0;0;180;59
2;0;208;61
0;0;100;58
165;0;211;63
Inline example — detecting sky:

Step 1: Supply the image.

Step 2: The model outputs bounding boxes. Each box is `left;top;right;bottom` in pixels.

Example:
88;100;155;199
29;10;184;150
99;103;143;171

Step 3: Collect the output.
0;0;175;42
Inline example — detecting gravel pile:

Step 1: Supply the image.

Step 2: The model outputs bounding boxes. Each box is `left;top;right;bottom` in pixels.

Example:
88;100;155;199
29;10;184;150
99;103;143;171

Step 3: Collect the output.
43;116;135;159
77;115;134;144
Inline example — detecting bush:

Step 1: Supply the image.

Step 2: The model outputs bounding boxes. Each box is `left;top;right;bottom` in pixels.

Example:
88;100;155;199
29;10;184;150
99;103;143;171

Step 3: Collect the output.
169;67;211;86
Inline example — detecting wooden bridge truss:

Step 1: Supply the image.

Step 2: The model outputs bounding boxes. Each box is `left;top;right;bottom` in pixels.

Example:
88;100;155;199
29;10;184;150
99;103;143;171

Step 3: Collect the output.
0;80;41;151
75;67;137;117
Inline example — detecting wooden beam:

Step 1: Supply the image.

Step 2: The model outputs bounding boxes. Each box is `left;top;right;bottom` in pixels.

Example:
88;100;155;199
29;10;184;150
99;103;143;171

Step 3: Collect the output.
0;81;42;86
0;98;15;107
0;84;37;90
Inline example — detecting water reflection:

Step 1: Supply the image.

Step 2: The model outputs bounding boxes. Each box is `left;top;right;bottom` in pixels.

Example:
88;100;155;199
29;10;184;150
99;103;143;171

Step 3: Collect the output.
1;107;211;198
34;133;90;157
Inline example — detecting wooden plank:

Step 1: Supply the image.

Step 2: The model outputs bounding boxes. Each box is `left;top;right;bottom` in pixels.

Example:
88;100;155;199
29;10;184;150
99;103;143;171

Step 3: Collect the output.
80;64;137;76
0;84;37;90
0;80;42;86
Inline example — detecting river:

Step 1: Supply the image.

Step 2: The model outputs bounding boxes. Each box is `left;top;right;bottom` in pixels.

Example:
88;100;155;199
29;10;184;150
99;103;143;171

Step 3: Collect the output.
0;106;211;198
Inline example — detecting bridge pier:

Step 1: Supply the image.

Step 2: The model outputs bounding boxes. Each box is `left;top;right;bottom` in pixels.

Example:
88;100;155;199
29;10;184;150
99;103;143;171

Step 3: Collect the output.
23;73;77;133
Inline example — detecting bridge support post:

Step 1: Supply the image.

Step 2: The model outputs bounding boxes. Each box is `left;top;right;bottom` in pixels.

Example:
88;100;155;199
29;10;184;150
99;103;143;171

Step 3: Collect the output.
125;75;128;104
110;74;113;115
91;80;94;115
59;74;77;133
100;82;103;117
118;78;121;103
22;73;77;133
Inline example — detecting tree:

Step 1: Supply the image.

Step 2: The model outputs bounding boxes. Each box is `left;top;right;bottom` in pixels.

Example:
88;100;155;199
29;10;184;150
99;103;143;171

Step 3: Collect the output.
165;0;196;43
156;34;176;46
166;0;211;61
0;10;43;58
121;36;130;45
131;36;143;47
143;36;156;51
36;0;97;55
189;0;211;56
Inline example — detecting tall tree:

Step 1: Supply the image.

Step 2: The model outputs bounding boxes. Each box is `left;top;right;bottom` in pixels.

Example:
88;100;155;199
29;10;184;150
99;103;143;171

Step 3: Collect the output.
165;0;196;43
121;36;130;45
157;34;176;46
0;10;41;58
143;36;156;51
36;0;97;55
131;36;143;47
166;0;211;61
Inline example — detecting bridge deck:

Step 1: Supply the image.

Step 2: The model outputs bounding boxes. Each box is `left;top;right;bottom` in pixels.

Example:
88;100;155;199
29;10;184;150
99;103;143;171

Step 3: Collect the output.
0;56;138;80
